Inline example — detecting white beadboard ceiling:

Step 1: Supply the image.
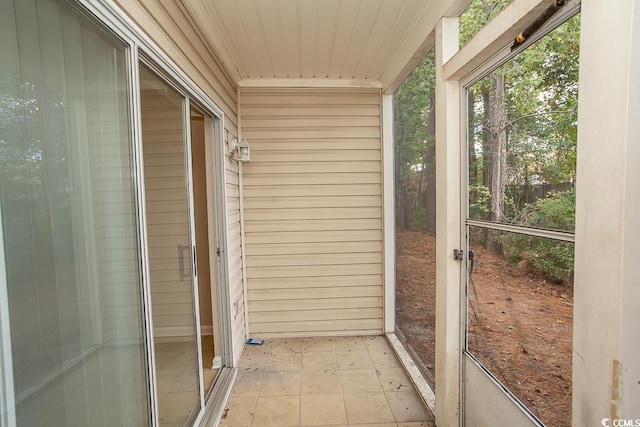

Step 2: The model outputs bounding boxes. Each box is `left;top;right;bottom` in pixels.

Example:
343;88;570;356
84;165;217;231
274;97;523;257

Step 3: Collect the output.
179;0;463;92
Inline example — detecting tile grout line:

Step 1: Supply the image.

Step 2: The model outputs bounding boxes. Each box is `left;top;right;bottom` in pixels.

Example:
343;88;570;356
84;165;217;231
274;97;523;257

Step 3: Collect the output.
298;348;302;427
370;345;400;426
247;348;267;427
335;344;351;427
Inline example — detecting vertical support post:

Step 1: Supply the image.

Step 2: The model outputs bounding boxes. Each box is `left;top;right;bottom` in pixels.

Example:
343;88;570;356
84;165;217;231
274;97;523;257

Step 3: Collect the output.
435;16;462;427
574;0;640;424
382;94;396;333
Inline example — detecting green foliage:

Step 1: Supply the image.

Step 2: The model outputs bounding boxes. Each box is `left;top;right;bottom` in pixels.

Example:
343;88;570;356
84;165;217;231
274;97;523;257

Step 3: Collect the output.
409;207;429;230
500;191;575;284
460;0;513;47
469;185;491;218
394;49;436;167
394;49;437;231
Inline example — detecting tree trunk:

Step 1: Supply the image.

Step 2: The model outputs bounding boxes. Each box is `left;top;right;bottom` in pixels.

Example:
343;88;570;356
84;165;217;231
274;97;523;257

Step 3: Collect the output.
394;107;406;230
468;88;478;186
424;92;436;234
394;107;411;230
486;70;507;252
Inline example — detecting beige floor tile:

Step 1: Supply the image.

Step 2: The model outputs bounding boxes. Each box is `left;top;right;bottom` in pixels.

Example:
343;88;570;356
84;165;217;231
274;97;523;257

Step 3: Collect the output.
265;352;302;372
336;350;374;370
332;336;368;352
301;425;348;427
343;393;395;424
339;369;383;394
301;370;342;394
264;338;303;354
252;395;300;427
260;371;301;396
300;393;347;425
385;391;432;423
370;350;402;370
376;367;413;392
363;336;392;351
302;351;337;371
231;372;263;397
397;422;436;427
242;343;269;356
238;353;267;372
301;337;336;352
351;424;397;427
219;395;256;427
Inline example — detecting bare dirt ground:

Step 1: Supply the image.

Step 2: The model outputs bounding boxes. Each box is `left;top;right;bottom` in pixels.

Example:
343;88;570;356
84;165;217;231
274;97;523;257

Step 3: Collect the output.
395;229;572;427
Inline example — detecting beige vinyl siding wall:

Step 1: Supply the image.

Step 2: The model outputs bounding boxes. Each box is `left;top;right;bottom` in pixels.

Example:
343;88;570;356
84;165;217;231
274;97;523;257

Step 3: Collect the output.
241;88;384;337
113;0;246;362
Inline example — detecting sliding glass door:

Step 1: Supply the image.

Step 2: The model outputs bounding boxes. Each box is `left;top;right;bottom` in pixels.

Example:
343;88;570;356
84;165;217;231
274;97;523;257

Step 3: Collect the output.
0;0;150;425
139;65;204;427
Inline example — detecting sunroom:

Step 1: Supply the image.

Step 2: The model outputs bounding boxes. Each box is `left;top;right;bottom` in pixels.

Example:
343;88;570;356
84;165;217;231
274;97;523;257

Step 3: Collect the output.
0;0;638;426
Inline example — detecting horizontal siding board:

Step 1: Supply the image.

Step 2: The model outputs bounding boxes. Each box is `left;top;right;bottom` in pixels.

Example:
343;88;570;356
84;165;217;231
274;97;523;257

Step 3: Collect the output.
245;230;381;244
244;219;381;233
245;241;383;256
244;196;382;209
246;252;381;268
244;161;381;174
242;105;381;117
257;330;379;339
242;127;380;140
243;184;381;198
250;308;383;323
249;286;382;301
249;319;382;334
247;263;383;279
248;296;382;312
243;116;381;128
244;207;381;221
243;173;381;186
248;275;383;290
247;140;380;152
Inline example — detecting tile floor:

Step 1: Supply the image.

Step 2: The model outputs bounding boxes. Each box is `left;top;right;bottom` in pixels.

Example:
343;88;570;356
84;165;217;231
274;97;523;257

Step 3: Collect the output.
219;336;435;427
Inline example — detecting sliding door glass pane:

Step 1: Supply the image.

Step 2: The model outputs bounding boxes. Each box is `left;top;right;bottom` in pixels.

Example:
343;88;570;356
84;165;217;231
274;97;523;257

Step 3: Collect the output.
0;0;149;425
140;65;202;427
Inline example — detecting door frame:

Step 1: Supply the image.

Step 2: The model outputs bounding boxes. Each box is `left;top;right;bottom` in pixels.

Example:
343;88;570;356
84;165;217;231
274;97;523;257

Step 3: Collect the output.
455;3;580;426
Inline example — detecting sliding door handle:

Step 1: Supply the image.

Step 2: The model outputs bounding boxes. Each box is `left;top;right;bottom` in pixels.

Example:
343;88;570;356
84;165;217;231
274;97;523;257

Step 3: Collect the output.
178;244;190;281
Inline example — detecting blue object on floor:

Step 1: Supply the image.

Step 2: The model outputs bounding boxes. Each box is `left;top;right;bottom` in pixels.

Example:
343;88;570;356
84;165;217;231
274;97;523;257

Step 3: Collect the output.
246;338;265;345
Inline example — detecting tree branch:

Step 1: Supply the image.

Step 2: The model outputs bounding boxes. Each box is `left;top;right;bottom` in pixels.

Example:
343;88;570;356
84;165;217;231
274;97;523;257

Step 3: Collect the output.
502;109;576;132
